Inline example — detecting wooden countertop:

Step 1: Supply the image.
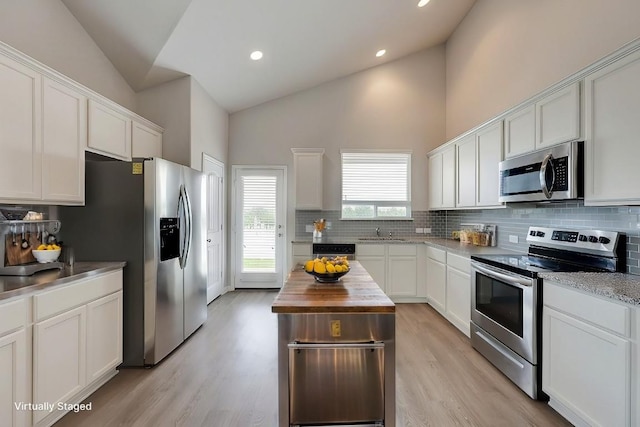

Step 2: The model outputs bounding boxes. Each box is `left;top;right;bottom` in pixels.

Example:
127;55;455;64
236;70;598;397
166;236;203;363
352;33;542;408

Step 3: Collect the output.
272;261;395;314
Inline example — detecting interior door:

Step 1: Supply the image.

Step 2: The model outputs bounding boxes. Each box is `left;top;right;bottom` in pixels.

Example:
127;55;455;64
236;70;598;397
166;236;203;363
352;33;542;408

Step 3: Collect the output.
203;154;225;303
233;167;286;289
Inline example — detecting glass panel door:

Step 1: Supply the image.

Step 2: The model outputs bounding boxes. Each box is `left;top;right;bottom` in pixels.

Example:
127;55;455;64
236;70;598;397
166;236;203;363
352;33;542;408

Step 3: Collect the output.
233;167;285;288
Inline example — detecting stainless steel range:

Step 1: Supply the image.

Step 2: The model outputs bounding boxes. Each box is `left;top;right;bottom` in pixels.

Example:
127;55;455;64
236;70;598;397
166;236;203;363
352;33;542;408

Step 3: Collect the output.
470;227;625;399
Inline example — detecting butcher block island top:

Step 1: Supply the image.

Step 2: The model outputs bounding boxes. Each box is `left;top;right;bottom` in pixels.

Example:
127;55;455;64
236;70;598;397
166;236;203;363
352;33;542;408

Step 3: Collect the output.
272;261;395;314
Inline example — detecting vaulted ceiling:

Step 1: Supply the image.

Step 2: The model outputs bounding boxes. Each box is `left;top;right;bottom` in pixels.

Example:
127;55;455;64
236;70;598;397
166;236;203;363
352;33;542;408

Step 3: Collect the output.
62;0;476;112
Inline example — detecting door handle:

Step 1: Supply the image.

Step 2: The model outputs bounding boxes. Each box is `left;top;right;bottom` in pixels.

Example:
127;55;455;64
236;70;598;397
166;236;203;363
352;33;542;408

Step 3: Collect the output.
207;239;211;243
539;153;555;199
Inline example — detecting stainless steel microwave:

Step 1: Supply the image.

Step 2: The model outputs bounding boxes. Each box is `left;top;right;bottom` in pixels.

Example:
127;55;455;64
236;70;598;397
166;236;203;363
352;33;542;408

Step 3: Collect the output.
499;140;583;203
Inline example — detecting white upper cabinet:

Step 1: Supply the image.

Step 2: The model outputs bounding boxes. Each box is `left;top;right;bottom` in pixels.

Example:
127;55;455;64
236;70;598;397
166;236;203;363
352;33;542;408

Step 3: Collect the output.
455;134;476;208
505;82;581;159
455;121;504;209
504;104;535;158
427;151;443;210
584;49;640;206
88;99;132;161
476;121;503;207
291;148;324;210
42;77;86;204
441;146;456;209
0;54;42;202
428;145;456;210
536;82;580;149
132;120;163;159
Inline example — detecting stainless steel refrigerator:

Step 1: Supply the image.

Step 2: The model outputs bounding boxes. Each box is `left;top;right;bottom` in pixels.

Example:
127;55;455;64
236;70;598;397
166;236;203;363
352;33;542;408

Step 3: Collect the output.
59;157;207;366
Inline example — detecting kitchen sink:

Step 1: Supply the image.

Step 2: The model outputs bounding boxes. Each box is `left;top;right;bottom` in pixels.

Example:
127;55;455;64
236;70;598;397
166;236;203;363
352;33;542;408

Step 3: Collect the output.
358;237;406;241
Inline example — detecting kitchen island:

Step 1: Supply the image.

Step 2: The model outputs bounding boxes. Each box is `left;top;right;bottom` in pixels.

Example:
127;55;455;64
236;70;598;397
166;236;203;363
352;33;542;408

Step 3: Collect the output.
272;261;395;427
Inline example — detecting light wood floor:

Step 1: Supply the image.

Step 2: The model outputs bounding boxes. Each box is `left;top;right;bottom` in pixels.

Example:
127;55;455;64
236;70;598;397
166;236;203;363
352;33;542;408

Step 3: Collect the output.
57;291;570;427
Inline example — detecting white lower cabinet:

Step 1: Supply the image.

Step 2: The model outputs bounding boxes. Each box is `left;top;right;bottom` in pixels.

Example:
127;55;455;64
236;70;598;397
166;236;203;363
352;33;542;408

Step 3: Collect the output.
357;244;387;294
445;253;471;337
32;269;123;427
86;292;123;383
543;282;635;427
426;246;471;337
357;244;425;302
387;245;418;298
291;243;312;269
33;306;87;425
426;247;447;315
0;297;30;427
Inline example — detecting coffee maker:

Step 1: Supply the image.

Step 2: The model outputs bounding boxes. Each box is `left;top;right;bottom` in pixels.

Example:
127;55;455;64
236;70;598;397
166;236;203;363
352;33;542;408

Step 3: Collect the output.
0;218;63;276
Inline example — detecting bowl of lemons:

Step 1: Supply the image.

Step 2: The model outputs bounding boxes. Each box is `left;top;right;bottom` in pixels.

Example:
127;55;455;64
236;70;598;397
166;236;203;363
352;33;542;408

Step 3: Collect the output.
32;244;61;263
304;256;350;283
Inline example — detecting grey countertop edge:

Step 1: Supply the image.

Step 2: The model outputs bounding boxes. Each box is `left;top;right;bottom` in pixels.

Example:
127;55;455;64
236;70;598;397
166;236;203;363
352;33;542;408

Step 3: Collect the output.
294;237;640;306
292;237;522;257
539;272;640;307
0;261;126;301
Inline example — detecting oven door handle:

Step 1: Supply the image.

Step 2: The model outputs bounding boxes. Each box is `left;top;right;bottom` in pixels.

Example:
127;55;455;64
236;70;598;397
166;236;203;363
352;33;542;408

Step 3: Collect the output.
471;262;533;288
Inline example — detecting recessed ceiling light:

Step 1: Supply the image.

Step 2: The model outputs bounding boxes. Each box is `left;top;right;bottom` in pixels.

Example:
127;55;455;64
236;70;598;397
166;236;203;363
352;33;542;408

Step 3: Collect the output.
376;49;386;58
418;0;431;7
250;51;263;61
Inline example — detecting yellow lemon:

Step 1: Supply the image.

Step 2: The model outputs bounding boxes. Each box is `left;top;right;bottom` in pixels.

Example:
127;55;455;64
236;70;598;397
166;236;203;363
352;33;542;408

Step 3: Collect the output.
37;244;47;250
314;261;327;274
304;260;314;272
326;263;336;273
334;265;343;273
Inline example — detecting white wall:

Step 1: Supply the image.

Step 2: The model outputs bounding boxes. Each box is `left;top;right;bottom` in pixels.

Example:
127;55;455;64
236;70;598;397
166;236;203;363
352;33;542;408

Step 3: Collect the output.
445;0;640;139
190;78;229;170
0;0;136;110
136;77;229;170
229;45;446;214
136;77;192;166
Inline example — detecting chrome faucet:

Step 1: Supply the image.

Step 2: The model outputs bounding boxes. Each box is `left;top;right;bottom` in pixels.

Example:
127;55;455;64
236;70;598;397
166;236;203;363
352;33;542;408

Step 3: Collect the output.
388;231;392;238
375;227;381;237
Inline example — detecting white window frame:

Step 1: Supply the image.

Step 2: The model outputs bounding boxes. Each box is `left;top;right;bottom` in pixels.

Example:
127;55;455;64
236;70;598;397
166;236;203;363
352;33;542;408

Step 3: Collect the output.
340;149;412;220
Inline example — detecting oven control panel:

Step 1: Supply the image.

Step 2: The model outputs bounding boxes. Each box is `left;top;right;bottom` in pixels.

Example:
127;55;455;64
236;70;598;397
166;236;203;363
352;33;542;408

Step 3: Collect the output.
526;226;619;254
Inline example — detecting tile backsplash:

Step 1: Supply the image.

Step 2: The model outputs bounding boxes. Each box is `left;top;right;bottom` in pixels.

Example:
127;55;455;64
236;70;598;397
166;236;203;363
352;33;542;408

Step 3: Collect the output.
295;201;640;275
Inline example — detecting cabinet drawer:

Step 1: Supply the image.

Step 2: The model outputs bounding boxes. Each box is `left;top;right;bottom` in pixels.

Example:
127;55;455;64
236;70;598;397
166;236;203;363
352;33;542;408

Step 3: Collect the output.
447;253;470;273
388;244;416;257
426;246;446;263
357;244;386;257
0;297;28;336
34;270;123;322
545;282;630;337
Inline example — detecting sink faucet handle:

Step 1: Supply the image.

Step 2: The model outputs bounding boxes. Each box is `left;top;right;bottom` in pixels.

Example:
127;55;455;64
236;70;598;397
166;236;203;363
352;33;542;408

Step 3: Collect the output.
389;231;392;237
375;227;380;237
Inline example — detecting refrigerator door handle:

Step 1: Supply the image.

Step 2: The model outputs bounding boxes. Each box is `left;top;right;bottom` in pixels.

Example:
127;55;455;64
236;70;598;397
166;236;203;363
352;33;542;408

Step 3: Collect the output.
178;184;188;269
182;185;193;269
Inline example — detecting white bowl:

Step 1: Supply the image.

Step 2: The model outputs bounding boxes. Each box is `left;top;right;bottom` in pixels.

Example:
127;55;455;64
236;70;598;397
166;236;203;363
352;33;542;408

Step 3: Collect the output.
32;249;61;263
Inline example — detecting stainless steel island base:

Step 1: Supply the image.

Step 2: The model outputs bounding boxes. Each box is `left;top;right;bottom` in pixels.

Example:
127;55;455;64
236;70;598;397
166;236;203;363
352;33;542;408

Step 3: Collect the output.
277;313;395;427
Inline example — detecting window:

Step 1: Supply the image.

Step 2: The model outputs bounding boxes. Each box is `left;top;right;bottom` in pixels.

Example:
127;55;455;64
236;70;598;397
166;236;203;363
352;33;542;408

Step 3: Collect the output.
341;150;412;219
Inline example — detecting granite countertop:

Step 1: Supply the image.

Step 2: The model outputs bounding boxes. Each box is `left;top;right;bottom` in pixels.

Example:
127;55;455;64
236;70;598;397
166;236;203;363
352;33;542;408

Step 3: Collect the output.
539;272;640;306
293;236;522;257
0;261;126;301
272;261;395;314
420;238;522;257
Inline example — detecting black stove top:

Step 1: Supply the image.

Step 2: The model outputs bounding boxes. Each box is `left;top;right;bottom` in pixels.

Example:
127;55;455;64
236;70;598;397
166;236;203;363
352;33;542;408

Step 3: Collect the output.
470;253;603;278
